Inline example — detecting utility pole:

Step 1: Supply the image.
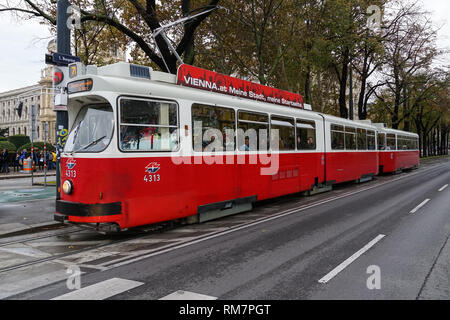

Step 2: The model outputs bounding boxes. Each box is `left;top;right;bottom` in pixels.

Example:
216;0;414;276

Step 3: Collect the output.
55;0;71;199
349;66;354;120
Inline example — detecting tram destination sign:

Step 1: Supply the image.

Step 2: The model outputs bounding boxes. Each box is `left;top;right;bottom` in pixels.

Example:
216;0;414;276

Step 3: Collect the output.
177;64;304;109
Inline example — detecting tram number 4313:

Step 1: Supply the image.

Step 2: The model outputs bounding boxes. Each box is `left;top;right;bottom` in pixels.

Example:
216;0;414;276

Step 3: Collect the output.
144;174;160;183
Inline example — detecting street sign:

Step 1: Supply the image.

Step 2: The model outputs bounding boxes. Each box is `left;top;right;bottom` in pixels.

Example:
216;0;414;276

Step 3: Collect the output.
29;105;38;141
52;52;81;66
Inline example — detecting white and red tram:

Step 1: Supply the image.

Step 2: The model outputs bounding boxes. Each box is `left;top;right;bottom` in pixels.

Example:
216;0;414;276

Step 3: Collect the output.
55;62;419;232
375;125;420;174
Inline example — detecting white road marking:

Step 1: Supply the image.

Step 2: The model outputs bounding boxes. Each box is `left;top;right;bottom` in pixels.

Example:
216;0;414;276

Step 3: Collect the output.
159;290;217;300
410;199;431;214
438;184;448;192
51;278;144;300
318;234;386;284
0;245;52;259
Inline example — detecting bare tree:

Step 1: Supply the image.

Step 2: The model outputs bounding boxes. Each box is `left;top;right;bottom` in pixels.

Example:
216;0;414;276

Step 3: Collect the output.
0;0;221;74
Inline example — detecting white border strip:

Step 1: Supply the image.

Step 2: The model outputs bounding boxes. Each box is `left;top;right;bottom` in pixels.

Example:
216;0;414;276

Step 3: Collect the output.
318;234;386;284
409;199;431;214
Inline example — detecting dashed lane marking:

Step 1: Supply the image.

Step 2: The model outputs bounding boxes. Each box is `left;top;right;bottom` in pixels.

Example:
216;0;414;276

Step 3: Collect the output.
318;234;386;284
410;199;431;214
438;184;448;192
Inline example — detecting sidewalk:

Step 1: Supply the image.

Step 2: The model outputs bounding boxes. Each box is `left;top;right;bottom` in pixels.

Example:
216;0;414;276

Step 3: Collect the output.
0;169;60;237
419;234;450;299
0;169;56;180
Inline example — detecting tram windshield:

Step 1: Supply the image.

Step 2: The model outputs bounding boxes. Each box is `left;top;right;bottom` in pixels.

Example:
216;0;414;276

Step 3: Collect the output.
64;104;114;153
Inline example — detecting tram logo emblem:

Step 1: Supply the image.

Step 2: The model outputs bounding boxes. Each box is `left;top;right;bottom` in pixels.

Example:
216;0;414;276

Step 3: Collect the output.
145;162;160;174
66;159;77;169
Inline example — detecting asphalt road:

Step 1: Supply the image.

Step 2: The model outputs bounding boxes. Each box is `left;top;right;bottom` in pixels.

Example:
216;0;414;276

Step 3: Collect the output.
11;157;448;300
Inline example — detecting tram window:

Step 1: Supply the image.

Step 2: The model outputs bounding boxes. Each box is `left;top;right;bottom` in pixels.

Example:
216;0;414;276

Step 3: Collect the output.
271;116;295;151
386;134;396;150
119;99;179;152
367;130;376;150
378;133;386;150
345;127;356;150
398;136;407;150
192;103;235;152
296;119;316;150
237;111;269;151
64;103;114;153
331;125;345;150
357;128;367;150
406;138;413;150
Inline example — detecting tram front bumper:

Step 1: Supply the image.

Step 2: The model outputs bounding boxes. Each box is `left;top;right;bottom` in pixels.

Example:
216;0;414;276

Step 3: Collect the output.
55;200;122;218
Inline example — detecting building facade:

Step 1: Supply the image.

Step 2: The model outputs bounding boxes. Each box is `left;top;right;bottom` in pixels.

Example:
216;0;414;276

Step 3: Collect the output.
0;65;56;144
0;38;127;146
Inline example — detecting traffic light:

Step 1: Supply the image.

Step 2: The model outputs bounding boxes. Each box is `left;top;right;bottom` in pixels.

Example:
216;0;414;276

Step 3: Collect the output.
15;101;23;118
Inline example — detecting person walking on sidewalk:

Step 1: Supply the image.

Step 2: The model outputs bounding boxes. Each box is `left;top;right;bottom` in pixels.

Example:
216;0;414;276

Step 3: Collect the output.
20;149;27;170
13;151;21;172
38;150;44;171
1;149;10;173
51;151;56;170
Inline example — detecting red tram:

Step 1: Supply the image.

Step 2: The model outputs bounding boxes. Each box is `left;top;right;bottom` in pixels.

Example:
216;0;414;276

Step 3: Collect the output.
54;62;419;232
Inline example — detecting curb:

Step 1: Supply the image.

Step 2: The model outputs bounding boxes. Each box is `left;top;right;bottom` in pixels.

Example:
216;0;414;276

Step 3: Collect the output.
0;173;57;180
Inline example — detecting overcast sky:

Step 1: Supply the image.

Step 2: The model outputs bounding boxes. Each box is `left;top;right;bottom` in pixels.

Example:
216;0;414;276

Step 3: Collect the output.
0;0;449;92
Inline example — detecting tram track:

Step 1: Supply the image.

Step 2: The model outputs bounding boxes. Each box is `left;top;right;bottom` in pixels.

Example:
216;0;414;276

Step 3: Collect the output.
0;227;81;248
0;220;183;274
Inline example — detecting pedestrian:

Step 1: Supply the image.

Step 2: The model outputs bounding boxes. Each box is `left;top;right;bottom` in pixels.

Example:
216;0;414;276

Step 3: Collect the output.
20;149;27;170
1;148;10;173
46;151;51;170
33;149;39;172
39;151;44;171
14;151;21;172
52;151;56;170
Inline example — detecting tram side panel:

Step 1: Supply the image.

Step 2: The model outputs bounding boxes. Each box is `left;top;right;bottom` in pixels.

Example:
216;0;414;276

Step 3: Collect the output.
396;150;420;170
378;151;419;173
323;120;379;185
325;152;379;184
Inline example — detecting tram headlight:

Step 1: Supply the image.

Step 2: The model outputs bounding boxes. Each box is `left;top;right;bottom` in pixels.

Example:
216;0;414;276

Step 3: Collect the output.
62;180;73;195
